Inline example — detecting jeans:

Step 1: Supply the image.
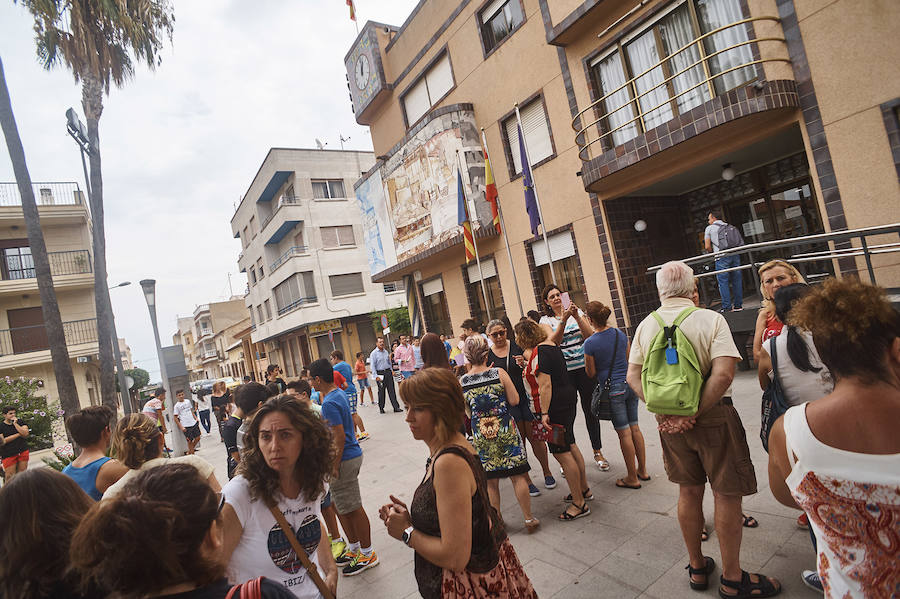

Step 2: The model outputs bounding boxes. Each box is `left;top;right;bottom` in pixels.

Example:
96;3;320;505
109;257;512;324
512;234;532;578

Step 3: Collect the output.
198;409;211;434
376;369;400;412
715;254;743;310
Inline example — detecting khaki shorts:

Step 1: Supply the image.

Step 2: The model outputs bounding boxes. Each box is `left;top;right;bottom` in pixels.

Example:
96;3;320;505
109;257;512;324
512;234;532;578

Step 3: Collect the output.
659;399;757;496
330;455;363;514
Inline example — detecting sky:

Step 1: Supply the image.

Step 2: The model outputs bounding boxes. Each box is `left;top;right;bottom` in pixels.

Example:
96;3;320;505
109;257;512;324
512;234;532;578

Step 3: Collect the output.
0;0;419;382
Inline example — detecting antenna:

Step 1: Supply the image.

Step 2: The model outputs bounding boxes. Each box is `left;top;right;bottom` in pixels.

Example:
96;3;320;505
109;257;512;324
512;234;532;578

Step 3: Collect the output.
315;138;327;150
339;134;351;150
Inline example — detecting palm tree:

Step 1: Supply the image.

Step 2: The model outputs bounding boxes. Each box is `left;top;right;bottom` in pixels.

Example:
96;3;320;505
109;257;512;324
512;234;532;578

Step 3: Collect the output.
0;56;82;421
15;0;174;414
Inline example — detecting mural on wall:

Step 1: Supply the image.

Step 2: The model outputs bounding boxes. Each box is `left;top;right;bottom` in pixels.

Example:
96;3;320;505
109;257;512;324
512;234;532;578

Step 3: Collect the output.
355;107;489;276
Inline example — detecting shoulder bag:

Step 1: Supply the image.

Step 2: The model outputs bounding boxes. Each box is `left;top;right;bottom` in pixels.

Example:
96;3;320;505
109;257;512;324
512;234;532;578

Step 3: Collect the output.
267;502;336;599
226;577;261;599
760;337;790;453
591;329;620;421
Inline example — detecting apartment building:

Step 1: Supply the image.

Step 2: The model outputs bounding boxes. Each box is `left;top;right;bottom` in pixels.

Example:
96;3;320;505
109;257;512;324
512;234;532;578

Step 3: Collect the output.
117;337;134;370
173;298;249;381
231;148;407;377
0;182;102;406
347;0;900;335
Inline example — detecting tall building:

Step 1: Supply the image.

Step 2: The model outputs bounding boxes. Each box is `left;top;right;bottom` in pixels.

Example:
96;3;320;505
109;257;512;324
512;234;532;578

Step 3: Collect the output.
173;298;249;381
0;182;103;405
117;337;134;370
231;148;407;376
346;0;900;335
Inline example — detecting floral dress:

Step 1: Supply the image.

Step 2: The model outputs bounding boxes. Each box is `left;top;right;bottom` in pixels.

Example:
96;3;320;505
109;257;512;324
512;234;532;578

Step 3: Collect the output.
459;368;530;479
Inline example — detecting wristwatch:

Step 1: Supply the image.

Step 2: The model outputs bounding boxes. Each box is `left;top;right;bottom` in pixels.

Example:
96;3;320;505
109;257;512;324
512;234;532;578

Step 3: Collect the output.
401;525;415;547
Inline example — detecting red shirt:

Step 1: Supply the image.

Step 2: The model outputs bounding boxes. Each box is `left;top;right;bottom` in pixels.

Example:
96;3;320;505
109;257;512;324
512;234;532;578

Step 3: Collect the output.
333;370;347;390
354;359;367;380
763;313;784;342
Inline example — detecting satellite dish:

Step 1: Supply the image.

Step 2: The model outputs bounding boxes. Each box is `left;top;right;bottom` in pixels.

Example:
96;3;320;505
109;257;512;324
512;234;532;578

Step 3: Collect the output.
125;375;135;390
315;138;326;150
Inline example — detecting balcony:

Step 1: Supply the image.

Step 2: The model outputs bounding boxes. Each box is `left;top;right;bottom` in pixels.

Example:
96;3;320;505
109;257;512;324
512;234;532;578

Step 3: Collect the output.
0;182;89;225
0;318;98;367
200;348;220;364
261;195;302;231
0;250;93;295
260;196;303;247
270;245;309;274
573;16;795;193
276;296;317;317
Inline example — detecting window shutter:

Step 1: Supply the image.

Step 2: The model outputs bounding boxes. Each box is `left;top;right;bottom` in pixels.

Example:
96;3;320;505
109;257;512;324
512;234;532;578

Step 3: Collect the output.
321;226;339;248
403;79;431;125
504;99;553;174
467;257;497;283
301;271;316;299
337;225;355;246
425;53;453;103
532;231;575;266
481;0;507;20
330;273;365;296
422;277;444;297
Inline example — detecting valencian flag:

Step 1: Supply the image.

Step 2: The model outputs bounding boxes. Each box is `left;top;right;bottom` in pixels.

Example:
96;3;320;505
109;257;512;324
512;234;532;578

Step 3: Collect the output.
458;169;476;263
483;146;501;234
518;124;541;236
347;0;356;21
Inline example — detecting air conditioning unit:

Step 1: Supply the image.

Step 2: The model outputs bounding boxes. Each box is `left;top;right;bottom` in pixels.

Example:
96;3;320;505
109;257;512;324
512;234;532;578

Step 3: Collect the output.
77;356;92;363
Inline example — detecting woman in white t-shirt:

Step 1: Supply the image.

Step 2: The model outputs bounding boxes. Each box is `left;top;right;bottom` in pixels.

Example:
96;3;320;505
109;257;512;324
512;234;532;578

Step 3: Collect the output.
222;396;338;598
195;390;213;434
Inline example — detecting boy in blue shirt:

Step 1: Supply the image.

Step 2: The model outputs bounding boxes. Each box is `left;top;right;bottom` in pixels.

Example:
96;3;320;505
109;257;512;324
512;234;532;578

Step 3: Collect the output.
331;350;368;441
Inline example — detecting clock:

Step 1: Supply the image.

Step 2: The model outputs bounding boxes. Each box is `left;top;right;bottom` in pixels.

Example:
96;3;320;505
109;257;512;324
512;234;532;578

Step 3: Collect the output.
355;55;370;90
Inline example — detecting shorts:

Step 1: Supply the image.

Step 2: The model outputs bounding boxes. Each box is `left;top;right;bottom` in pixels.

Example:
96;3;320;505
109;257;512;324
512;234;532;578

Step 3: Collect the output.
1;450;28;470
357;378;370;389
609;382;640;431
347;393;358;414
330;455;363;514
184;423;201;441
660;399;757;496
547;401;577;454
400;371;414;379
320;490;333;510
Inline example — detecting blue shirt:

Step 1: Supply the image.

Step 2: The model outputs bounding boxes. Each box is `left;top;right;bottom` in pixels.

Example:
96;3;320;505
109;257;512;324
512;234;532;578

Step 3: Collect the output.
369;347;392;371
444;341;452;357
413;345;423;369
582;328;628;388
321;388;362;462
63;456;111;501
333;361;356;396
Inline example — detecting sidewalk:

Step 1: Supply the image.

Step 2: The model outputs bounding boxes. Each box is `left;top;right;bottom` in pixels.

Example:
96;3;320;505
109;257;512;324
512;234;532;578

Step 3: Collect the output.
191;371;819;598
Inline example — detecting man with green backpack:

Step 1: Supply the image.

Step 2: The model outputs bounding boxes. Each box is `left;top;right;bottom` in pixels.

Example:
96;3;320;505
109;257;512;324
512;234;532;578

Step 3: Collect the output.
626;261;781;599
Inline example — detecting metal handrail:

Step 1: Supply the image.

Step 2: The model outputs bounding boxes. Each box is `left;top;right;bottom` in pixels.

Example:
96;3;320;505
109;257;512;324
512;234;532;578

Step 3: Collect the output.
0;317;97;356
0;182;86;206
572;16;789;161
0;249;92;281
276;296;317;317
270;245;308;273
261;195;302;231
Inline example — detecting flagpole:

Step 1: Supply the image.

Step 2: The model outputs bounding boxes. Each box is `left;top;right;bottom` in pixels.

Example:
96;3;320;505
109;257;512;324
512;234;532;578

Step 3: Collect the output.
457;150;492;321
481;128;524;319
514;103;556;285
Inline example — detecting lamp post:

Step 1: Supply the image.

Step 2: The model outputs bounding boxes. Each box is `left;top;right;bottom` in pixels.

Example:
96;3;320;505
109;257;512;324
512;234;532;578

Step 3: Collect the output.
139;279;186;456
109;281;132;414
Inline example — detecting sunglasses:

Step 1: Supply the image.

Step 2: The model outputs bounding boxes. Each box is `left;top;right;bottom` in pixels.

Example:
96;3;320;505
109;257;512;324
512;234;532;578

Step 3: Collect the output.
216;492;226;515
489;330;507;338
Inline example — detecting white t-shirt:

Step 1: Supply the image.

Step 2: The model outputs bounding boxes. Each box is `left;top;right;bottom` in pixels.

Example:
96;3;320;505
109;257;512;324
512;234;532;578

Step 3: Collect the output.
102;455;215;499
174;399;198;428
762;330;833;407
195;392;211;411
224;475;325;598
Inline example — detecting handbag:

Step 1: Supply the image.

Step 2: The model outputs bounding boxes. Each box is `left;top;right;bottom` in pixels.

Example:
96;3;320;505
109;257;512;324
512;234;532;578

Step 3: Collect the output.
760;336;790;453
591;329;620;421
267;502;336;599
226;577;262;599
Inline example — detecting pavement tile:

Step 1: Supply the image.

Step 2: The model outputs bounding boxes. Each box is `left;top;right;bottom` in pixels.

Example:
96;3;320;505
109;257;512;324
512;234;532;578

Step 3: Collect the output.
551;567;643;598
522;558;578;598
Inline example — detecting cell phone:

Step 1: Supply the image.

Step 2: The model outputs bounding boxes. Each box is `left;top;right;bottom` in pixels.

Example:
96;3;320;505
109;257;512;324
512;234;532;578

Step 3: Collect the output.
561;292;572;310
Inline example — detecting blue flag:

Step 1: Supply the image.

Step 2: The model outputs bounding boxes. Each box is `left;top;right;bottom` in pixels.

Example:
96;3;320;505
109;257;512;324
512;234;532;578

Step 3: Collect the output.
518;124;540;236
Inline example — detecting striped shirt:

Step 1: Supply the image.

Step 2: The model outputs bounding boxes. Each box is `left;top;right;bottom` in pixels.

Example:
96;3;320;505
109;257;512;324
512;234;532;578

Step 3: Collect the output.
540;312;587;371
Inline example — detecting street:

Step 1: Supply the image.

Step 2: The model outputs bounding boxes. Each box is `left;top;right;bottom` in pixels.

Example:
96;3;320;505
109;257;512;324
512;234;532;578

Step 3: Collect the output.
186;370;818;599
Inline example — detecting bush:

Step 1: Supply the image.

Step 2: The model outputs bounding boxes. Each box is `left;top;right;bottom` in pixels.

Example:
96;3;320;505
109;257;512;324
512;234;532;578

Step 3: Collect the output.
0;376;58;451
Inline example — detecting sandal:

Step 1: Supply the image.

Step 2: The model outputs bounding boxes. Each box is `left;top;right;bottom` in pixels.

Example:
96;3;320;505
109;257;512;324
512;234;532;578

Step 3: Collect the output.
686;556;716;591
718;571;781;599
524;517;540;533
564;489;594;502
741;514;759;528
701;528;709;542
638;473;651;481
615;478;642;489
558;502;591;521
594;452;611;471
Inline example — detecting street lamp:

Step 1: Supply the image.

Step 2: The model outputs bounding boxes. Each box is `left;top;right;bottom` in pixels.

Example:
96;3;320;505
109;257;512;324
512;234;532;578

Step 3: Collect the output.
109;281;132;414
139;279;186;456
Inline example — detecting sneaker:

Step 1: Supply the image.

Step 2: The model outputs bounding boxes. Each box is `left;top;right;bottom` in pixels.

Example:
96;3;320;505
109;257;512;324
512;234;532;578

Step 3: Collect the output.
802;570;823;593
528;483;541;497
797;512;810;529
731;307;744;312
356;431;370;441
330;538;346;561
544;475;557;489
335;548;356;567
560;467;566;478
343;551;379;576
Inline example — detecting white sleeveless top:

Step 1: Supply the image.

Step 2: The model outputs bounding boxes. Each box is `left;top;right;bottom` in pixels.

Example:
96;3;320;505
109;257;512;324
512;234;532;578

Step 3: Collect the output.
783;405;900;598
763;330;833;406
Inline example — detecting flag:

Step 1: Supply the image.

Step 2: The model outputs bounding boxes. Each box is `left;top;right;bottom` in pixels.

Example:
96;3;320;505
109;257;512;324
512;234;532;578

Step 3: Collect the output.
518;124;540;236
347;0;356;21
457;168;475;263
483;146;501;234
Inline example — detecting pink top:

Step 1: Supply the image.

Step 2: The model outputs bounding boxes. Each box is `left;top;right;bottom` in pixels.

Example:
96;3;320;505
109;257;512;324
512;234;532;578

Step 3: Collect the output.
394;344;416;372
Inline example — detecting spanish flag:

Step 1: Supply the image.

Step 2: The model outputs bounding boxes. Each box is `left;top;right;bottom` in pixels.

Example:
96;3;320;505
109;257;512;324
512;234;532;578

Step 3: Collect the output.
458;169;475;263
347;0;356;21
483;146;501;234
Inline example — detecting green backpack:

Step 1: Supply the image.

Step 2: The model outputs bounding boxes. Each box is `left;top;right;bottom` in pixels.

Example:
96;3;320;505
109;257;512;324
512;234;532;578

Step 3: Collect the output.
641;307;704;416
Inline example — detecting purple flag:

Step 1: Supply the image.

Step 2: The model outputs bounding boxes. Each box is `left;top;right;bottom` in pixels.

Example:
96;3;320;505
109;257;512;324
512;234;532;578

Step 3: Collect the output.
518;124;540;236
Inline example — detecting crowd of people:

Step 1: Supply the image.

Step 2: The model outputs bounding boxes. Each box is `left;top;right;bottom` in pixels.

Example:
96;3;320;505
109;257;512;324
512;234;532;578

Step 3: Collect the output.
0;252;897;598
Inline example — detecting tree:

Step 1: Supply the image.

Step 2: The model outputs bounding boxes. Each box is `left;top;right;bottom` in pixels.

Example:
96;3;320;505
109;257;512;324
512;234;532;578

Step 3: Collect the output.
125;367;149;391
371;307;411;338
0;57;82;422
16;0;174;415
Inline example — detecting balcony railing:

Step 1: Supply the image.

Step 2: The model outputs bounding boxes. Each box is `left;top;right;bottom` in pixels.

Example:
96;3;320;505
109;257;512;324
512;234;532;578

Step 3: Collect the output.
0;317;97;356
0;249;92;282
261;195;302;231
276;296;317;317
0;182;86;207
270;245;308;273
573;16;790;161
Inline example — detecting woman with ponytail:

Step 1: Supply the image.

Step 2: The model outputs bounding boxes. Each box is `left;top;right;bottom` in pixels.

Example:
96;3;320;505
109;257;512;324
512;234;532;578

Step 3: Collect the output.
70;463;294;598
102;413;220;499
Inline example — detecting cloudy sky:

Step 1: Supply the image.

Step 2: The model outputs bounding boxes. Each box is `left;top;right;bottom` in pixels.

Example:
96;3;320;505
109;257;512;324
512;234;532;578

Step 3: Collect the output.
0;0;418;381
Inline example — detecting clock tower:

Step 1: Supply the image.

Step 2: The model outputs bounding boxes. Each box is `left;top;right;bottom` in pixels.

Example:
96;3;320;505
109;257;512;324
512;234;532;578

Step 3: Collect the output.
344;23;391;124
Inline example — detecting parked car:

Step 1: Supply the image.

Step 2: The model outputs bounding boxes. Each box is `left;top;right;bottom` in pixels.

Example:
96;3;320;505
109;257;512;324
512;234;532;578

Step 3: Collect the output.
190;379;215;394
216;377;240;390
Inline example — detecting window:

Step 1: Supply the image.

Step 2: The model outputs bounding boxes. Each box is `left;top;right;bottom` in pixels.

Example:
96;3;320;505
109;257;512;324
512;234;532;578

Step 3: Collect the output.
531;231;586;309
256;258;264;279
249;266;257;285
402;52;454;126
242;227;249;248
466;258;505;324
274;271;317;315
256;305;264;324
420;277;452;335
590;0;755;146
249;216;257;237
503;97;553;175
320;225;355;248
264;299;272;320
480;0;525;53
2;246;34;280
329;273;365;296
383;281;405;293
312;180;346;199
